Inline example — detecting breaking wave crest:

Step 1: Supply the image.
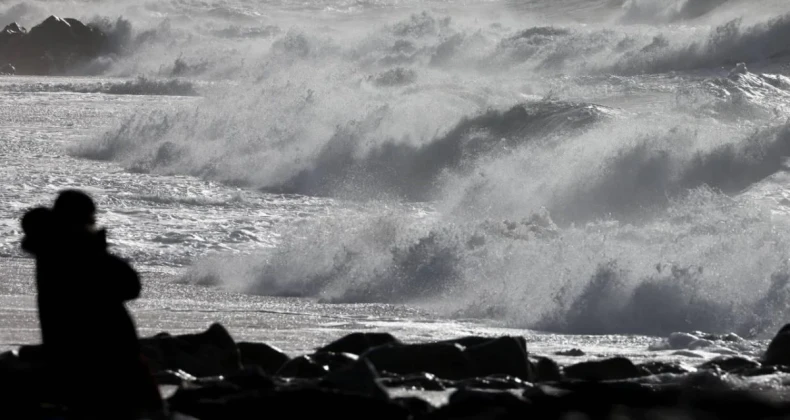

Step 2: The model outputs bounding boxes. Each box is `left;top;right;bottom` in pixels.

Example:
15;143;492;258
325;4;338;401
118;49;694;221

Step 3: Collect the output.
181;186;790;338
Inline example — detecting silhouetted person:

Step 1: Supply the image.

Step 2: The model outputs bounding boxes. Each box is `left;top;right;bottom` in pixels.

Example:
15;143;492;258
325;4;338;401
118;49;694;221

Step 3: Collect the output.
21;190;163;419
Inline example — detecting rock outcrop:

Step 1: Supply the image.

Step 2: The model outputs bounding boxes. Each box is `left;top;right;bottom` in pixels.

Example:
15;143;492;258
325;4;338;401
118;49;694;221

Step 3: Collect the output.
0;16;108;75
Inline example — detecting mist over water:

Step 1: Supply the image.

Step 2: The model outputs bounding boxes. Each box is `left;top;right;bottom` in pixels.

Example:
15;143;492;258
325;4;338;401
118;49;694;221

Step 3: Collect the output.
35;0;790;337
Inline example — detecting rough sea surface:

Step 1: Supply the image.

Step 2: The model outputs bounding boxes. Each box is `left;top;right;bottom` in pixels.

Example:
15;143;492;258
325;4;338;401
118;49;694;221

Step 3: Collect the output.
2;0;790;385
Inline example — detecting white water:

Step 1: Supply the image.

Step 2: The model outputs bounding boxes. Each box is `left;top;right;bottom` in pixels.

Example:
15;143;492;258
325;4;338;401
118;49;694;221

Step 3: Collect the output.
2;0;790;370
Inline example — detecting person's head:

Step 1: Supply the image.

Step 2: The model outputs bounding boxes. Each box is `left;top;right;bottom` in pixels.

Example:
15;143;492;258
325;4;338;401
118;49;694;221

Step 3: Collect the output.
52;189;96;229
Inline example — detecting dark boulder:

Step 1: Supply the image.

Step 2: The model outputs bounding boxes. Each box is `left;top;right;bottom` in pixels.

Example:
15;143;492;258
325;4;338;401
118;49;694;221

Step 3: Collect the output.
533;356;562;383
555;348;585;357
361;342;475;380
380;372;447;391
427;388;532;420
0;15;108;75
276;355;330;378
563;357;650;381
392;396;434;417
465;336;534;381
237;341;289;374
0;22;26;48
311;351;359;372
152;369;196;385
140;323;242;378
437;335;501;348
276;351;359;378
168;385;411;420
457;375;530;390
318;332;401;355
639;361;695;375
763;323;790;366
699;356;760;373
320;358;389;400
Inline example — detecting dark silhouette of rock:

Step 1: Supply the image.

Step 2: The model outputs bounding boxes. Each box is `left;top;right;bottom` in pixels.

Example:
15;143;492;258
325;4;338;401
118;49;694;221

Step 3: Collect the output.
639;361;695;375
465;336;534;381
555;348;585;356
140;323;242;378
533;356;562;382
0;63;15;74
0;15;109;75
169;385;410;420
699;356;761;373
392;396;434;417
277;355;330;378
362;342;475;380
237;341;290;374
427;388;532;420
20;189;163;418
317;332;401;355
458;375;530;390
763;323;790;366
0;22;26;50
379;372;447;391
563;357;650;381
320;358;389;400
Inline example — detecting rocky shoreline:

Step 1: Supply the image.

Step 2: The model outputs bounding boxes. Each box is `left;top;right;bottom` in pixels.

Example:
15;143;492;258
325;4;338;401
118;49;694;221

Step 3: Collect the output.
3;323;790;419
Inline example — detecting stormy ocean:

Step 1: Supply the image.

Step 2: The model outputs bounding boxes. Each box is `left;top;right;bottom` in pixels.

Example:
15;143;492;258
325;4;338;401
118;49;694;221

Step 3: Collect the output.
2;0;790;399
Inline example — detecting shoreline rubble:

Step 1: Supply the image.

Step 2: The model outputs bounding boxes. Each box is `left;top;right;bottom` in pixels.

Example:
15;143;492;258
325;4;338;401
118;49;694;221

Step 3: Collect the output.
4;323;790;419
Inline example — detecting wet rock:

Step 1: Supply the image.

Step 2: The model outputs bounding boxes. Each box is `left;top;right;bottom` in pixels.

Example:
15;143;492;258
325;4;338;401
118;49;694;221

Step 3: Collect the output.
555;348;585;357
668;332;700;349
563;357;650;381
699;356;760;373
153;369;197;385
380;372;447;391
310;351;360;372
533;356;562;382
0;63;15;74
140;323;242;378
0;15;108;75
169;385;411;420
0;22;26;37
763;323;790;366
0;23;25;48
237;341;290;374
362;342;475;380
318;332;401;355
457;374;530;390
392;396;434;417
638;361;695;375
222;366;277;390
320;358;388;400
276;355;329;378
437;335;499;348
427;388;532;420
465;336;534;381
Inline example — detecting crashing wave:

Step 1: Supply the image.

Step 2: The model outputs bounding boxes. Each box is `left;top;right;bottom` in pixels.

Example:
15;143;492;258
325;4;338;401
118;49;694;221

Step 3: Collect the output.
74;99;616;201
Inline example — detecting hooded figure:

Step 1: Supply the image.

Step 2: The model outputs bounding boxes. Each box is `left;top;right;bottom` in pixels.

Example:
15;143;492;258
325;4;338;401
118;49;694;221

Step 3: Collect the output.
21;190;162;418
